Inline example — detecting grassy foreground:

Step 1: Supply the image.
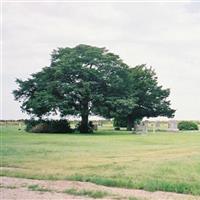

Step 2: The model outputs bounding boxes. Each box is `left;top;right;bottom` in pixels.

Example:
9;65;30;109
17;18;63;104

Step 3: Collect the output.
1;125;200;195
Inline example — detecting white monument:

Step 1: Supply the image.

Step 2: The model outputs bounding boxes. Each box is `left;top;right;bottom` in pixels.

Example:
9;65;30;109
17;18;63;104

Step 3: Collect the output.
168;120;178;132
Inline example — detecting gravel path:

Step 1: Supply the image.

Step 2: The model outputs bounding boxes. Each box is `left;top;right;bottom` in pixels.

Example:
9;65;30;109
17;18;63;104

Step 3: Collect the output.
1;176;200;200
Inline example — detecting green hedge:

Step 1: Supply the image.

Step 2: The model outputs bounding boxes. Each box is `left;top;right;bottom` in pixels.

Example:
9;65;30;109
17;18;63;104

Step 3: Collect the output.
178;121;199;131
25;119;72;133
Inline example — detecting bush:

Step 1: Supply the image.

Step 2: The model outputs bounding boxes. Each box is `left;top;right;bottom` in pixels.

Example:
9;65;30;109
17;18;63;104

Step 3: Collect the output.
30;123;49;133
178;121;199;131
25;119;72;133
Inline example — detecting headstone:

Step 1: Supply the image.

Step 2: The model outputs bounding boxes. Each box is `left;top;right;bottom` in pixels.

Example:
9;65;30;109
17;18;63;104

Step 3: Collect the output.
143;121;149;131
18;122;22;130
155;121;161;131
93;124;98;131
168;120;178;132
135;122;148;134
150;122;156;133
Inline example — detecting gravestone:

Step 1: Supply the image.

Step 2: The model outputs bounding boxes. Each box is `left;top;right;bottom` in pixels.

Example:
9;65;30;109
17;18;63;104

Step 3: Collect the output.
168;120;178;132
93;124;98;131
155;121;161;131
134;122;148;134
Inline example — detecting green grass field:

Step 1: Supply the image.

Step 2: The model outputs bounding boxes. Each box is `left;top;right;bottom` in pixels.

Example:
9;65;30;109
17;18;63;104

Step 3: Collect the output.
1;125;200;195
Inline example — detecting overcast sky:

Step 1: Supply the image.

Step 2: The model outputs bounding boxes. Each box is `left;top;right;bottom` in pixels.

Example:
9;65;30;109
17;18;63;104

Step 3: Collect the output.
1;1;200;120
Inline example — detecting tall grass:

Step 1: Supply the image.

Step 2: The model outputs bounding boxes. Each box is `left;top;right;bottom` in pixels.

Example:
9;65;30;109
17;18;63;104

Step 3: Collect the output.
64;188;108;198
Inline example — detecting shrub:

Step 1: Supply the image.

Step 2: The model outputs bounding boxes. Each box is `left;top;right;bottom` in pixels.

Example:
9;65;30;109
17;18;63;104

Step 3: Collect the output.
30;123;49;133
178;121;199;131
25;119;72;133
64;188;108;198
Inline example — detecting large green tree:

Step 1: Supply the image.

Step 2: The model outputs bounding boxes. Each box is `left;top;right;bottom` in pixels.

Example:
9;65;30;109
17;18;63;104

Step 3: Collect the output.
115;64;175;131
13;45;175;133
13;44;130;133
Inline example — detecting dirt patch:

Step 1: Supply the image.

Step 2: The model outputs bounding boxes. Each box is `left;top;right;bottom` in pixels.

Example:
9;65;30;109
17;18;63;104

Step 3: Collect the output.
0;187;93;200
1;176;200;200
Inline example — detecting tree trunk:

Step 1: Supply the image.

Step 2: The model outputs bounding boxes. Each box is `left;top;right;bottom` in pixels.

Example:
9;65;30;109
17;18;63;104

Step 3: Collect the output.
80;102;89;133
127;115;133;131
80;114;89;133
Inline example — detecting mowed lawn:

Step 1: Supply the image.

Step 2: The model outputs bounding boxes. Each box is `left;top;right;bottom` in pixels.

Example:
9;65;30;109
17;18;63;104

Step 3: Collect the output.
1;125;200;195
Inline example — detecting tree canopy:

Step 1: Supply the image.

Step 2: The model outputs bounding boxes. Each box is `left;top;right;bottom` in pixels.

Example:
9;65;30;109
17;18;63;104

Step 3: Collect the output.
115;65;175;130
13;44;175;133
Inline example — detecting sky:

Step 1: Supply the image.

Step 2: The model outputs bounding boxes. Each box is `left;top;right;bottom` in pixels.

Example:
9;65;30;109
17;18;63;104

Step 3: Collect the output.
1;1;200;120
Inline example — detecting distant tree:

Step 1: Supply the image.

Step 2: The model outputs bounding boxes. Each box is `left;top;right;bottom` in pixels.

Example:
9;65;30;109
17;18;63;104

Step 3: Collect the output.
114;65;175;131
13;44;130;133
